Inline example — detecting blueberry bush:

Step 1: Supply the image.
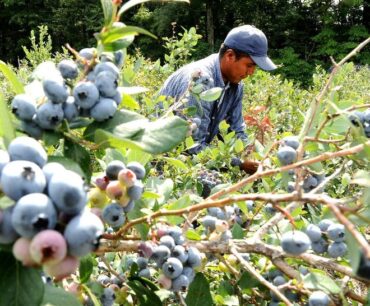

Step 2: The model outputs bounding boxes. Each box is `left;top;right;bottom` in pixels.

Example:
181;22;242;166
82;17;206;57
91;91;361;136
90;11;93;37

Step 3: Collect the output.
0;0;370;306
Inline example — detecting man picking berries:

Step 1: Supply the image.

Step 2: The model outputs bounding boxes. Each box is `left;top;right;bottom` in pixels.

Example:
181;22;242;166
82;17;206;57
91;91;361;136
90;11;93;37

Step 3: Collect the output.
159;25;277;154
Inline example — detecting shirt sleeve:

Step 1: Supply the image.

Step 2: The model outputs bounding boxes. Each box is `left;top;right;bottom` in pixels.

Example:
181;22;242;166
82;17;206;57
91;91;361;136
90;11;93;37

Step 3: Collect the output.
226;86;248;142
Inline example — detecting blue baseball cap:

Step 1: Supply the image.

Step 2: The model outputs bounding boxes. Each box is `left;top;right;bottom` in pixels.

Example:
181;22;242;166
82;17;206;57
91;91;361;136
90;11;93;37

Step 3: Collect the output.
224;25;277;71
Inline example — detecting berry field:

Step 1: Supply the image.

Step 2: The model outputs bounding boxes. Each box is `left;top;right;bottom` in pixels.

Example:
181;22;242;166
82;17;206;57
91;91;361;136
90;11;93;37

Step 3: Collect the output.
0;0;370;306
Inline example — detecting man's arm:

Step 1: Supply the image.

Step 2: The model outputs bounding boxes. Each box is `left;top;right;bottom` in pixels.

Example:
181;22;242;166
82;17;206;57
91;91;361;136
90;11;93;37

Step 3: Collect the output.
226;87;248;142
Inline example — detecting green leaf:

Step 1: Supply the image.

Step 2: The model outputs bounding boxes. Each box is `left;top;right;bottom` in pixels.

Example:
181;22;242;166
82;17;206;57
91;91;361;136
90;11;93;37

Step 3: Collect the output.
0;60;24;94
100;0;114;26
0;251;44;306
64;139;92;183
95;116;188;155
84;109;145;141
118;0;189;16
302;271;341;294
351;170;370;187
118;86;149;96
100;26;156;44
0;92;16;147
231;223;244;239
234;139;244;153
41;285;81;306
199;87;223;102
120;93;140;110
162;157;188;170
238;271;259;289
127;279;162;306
185;273;213;306
346;230;361;273
185;229;202;241
79;255;95;284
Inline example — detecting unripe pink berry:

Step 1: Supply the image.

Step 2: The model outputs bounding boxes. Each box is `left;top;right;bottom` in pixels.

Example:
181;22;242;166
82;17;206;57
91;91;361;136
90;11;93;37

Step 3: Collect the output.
88;187;108;208
215;219;229;232
106;180;125;200
117;169;136;187
43;255;79;281
95;176;110;190
158;274;172;290
12;237;38;267
30;230;67;265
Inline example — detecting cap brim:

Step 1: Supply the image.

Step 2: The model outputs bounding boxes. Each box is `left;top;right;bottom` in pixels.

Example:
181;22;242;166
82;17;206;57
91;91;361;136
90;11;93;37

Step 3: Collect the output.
250;55;277;71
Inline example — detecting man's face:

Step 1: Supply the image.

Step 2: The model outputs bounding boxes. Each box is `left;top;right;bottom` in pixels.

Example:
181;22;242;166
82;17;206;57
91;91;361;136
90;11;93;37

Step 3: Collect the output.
221;50;256;84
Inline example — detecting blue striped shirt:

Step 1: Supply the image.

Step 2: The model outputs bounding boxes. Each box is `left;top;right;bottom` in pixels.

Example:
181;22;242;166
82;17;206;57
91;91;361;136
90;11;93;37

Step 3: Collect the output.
159;53;248;153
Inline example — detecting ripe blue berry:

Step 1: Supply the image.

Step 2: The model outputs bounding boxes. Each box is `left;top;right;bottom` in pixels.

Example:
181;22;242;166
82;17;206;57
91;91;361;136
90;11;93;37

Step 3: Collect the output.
127;181;144;201
12;193;57;239
328;242;347;258
1;160;46;200
281;231;311;255
327;223;345;242
127;162;146;180
11;94;36;120
35;101;64;130
43;78;69;104
277;146;297;165
306;224;322;242
90;98;117;121
57;59;79;79
282;136;300;150
171;274;189;291
8;136;47;168
318;219;334;232
102;203;125;228
64;210;104;257
162;257;183;279
308;291;330;306
73;82;99;109
106;160;126;180
48;170;87;215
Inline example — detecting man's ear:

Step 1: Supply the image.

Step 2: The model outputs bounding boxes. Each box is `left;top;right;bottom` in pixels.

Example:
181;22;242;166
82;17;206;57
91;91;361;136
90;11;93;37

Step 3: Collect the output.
224;49;236;62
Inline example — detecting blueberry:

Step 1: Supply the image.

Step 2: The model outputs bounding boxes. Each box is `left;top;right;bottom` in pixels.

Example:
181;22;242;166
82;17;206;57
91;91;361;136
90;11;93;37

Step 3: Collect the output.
282;136;300;150
202;215;216;232
308;291;330;306
112;91;122;106
11;94;37;120
326;223;345;242
306;224;322;242
123;200;135;213
48;170;87;215
137;257;148;269
171;274;189;291
172;245;188;263
43;78;69;104
127;162;146;180
102;203;125;228
246;200;255;211
187;246;202;268
63;96;79;122
281;231;311;255
105;160;126;180
97;274;111;286
64;210;104;257
272;275;286;286
57;59;79;79
42;162;65;184
287;181;295;192
299;266;309;275
162;257;183;279
303;175;318;192
327;242;347;258
12;193;57;239
230;157;242;167
182;266;195;282
318;219;334;232
0;149;10;179
35;101;64;130
138;268;151;278
95;71;118;98
113;50;124;68
127;180;144;201
93;62;120;80
265;203;276;215
277;146;297;165
207;207;222;217
167;226;183;242
160;235;176;251
311;238;329;254
79;48;95;61
100;287;115;306
8;136;47;168
20;120;43;139
150;245;171;266
90;98;117;121
1;160;46;200
0;206;19;244
73;82;99;109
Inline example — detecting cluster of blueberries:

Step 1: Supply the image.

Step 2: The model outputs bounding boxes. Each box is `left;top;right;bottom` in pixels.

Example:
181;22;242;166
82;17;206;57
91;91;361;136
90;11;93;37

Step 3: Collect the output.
349;110;370;137
11;47;124;138
90;159;146;229
277;135;326;192
0;136;104;280
201;206;244;242
196;168;223;198
132;226;202;292
280;220;347;259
